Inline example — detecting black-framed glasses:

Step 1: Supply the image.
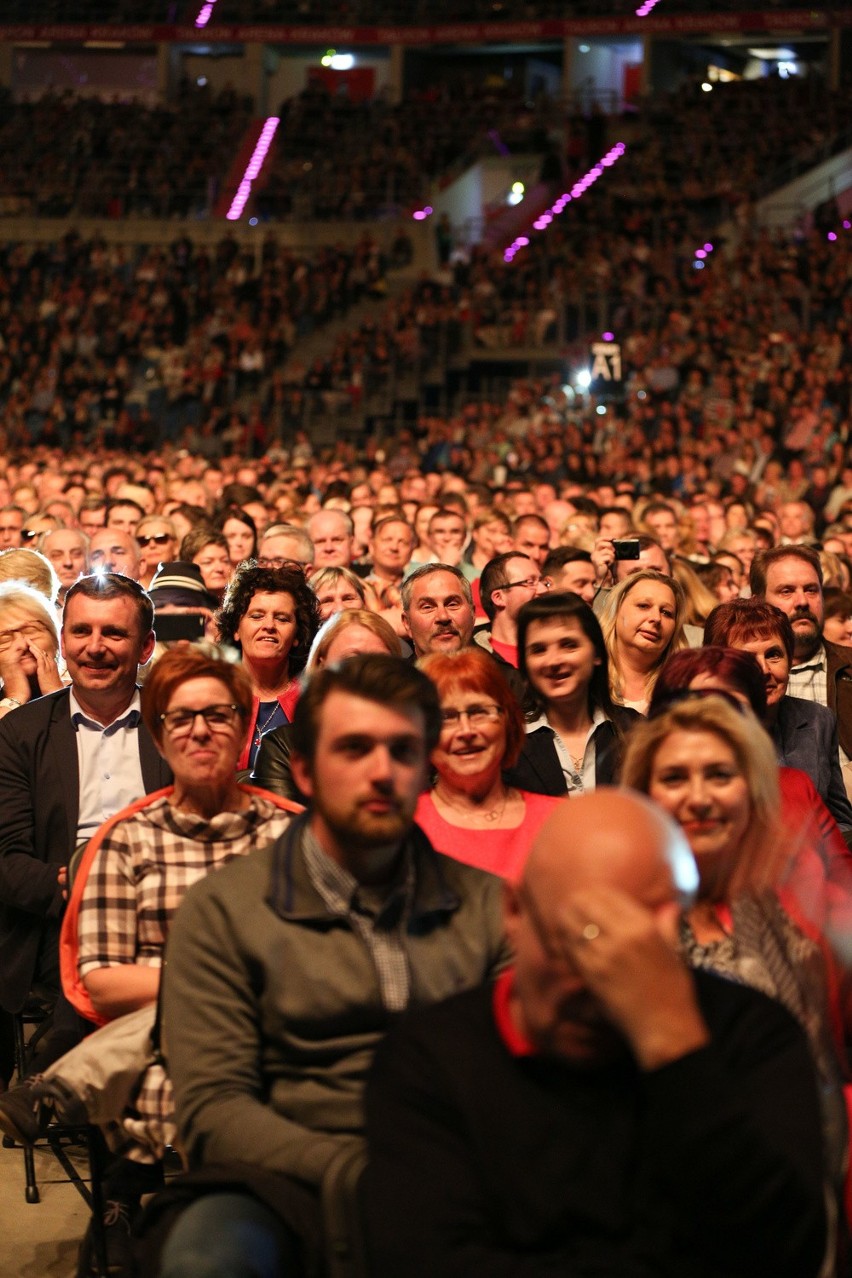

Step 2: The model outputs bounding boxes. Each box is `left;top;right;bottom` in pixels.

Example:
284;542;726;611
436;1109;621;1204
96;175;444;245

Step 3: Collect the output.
160;704;246;736
137;533;172;548
499;575;551;592
257;557;307;573
440;703;504;728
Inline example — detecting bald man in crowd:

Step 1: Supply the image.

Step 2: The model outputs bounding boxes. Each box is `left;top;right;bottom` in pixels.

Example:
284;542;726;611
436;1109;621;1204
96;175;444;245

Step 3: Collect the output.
366;790;827;1278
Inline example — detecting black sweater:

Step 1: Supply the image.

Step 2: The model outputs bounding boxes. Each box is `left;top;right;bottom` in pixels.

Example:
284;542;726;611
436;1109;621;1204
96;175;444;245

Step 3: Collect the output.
365;971;827;1278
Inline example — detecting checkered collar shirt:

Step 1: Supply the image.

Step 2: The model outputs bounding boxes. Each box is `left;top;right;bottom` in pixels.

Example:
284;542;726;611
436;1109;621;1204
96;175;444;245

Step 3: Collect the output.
302;823;415;1013
787;644;828;707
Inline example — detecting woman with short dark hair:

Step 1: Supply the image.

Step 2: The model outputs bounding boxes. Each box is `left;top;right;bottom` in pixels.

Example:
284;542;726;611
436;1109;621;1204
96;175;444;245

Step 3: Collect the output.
217;561;320;771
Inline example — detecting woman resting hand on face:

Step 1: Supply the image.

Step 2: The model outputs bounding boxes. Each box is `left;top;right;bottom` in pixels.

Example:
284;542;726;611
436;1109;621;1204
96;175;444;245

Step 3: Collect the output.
415;648;559;882
0;581;64;716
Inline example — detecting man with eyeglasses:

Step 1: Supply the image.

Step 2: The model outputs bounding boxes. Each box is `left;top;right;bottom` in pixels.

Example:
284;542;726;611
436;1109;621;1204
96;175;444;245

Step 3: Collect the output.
157;656;507;1278
0;574;171;1072
365;789;827;1277
477;552;551;671
257;523;314;574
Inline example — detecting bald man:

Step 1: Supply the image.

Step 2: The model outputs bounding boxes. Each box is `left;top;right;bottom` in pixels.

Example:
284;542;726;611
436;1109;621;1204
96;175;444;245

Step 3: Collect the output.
366;790;827;1278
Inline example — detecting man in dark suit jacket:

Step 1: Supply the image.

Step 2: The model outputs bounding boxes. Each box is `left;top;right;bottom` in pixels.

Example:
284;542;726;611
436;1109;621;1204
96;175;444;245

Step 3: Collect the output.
0;574;172;1021
772;693;852;836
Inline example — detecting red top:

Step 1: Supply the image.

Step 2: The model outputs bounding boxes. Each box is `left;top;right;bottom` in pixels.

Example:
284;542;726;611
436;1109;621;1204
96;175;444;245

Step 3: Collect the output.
414;789;561;882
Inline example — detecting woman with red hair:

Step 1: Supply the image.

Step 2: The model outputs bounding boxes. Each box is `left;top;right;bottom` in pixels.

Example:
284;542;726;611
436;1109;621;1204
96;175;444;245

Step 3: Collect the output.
416;648;559;881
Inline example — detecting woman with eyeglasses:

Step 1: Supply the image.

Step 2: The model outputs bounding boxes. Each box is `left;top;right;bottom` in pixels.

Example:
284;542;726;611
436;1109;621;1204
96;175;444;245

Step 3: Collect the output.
57;646;301;1255
505;592;639;797
0;580;64;718
416;648;559;881
135;516;178;589
216;560;320;772
621;689;851;1238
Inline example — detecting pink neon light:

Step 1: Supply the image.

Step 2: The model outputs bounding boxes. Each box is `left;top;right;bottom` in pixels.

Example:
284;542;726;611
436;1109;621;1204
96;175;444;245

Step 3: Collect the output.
636;0;661;14
504;144;625;262
195;0;217;27
226;117;280;222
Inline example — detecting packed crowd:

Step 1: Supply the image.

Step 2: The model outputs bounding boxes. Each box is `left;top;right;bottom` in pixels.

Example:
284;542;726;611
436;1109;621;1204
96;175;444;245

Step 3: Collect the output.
0;82;253;220
0;74;849;456
0;435;850;1274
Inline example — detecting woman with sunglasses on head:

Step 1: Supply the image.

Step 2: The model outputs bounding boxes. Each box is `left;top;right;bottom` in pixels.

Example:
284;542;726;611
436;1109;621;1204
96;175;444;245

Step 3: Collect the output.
416;648;559;882
505;592;640;797
621;687;851;1246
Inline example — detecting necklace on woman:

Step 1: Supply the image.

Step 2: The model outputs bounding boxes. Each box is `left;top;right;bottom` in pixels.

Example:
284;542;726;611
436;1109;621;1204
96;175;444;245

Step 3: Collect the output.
253;693;288;748
434;785;509;824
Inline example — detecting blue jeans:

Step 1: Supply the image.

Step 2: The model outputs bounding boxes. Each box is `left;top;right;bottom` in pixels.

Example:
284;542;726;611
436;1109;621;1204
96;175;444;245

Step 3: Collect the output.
159;1191;301;1278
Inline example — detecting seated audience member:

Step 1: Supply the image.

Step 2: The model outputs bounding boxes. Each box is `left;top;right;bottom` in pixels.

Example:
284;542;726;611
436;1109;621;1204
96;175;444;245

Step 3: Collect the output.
146;561;220;651
363;514;415;619
0;647;300;1269
214;505;258;568
477;552;550;671
0;582;64;718
157;656;509;1278
366;789;828;1278
89;527;142;581
540;546;597;604
625;693;851;1206
750;546;852;756
0;574;171;1089
253;609;400;804
824;589;852;648
39;528;89;602
672;556;721;629
598;569;686;714
401;564;475;659
179;528;233;601
648;647;852;948
216;561;319;772
505;592;639;797
256;524;314;574
309;565;367;621
307;509;357;569
704;599;852;837
464;508;513;580
512;513;551;571
133;516;178;590
0;546;60;603
416;648;559;881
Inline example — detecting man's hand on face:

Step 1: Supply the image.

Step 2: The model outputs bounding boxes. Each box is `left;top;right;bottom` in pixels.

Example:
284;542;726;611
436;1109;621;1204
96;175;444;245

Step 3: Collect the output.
556;885;710;1071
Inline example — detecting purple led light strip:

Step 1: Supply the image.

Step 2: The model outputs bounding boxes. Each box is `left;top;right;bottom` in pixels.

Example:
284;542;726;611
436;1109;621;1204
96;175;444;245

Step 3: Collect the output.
195;0;218;27
226;117;280;222
504;143;626;262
